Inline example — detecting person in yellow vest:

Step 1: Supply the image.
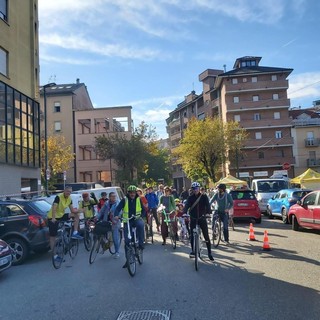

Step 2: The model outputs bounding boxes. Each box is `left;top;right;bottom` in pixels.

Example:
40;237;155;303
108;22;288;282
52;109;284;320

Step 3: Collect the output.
79;192;98;218
114;185;146;254
47;186;83;252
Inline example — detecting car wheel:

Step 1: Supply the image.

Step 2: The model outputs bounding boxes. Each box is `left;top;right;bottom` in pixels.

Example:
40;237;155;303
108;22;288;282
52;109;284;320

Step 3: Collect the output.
281;208;288;224
8;237;29;265
292;215;299;231
266;207;274;219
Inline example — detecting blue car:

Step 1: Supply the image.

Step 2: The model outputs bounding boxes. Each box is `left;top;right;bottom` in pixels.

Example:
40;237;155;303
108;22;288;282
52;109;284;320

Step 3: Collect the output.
266;189;312;223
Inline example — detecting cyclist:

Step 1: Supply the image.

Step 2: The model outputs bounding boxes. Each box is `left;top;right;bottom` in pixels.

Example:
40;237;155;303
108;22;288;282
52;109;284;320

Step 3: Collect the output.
183;182;214;261
96;192;121;258
114;185;146;267
145;186;160;232
47;186;83;252
97;191;108;212
79;192;98;219
210;183;233;245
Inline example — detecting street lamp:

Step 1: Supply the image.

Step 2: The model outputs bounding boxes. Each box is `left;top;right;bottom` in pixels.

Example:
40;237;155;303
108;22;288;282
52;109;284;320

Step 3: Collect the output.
43;82;56;194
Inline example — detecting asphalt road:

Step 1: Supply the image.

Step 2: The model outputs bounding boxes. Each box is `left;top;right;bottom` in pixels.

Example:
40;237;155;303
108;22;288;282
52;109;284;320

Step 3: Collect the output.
0;217;319;320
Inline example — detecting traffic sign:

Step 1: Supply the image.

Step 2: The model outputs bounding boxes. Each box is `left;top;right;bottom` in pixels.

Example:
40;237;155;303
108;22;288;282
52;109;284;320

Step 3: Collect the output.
282;162;291;170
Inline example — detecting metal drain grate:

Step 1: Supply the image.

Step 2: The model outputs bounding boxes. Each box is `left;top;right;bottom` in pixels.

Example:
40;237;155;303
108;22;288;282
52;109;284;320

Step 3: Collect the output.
117;310;171;320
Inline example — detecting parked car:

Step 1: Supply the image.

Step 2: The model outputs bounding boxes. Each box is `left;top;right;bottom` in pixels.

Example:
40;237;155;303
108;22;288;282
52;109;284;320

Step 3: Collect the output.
288;190;320;231
266;189;312;223
0;239;12;273
229;189;261;223
0;199;51;265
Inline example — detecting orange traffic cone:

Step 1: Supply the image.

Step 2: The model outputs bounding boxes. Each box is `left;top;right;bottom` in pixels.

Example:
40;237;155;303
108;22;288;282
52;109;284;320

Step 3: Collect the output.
262;230;271;251
247;223;256;241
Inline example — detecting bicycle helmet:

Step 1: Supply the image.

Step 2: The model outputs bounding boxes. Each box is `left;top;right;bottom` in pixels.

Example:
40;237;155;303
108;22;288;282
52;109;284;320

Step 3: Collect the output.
191;182;201;189
127;185;137;192
174;198;180;203
217;183;226;191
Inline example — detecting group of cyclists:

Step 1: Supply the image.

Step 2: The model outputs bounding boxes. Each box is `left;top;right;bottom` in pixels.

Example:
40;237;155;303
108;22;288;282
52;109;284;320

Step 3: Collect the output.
47;182;233;265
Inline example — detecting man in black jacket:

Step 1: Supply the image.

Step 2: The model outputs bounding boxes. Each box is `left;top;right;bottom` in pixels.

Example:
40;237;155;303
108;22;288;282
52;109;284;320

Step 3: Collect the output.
183;182;214;261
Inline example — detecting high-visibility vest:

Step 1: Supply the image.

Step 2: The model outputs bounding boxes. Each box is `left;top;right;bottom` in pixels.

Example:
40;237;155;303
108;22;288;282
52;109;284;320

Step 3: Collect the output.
122;197;142;222
48;193;72;219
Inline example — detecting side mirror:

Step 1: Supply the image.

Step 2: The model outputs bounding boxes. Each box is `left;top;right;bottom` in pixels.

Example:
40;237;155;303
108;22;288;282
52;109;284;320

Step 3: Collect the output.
296;200;302;206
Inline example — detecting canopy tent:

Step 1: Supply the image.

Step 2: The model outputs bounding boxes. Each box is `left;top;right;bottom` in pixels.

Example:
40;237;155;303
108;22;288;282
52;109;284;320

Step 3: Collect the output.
290;168;320;190
216;175;248;188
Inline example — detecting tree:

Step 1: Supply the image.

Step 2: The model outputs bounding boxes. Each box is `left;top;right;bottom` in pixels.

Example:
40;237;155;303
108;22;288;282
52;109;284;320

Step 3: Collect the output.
173;117;247;182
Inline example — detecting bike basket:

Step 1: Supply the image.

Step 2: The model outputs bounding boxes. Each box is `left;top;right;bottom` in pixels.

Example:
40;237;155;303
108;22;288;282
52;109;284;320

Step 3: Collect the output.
93;221;112;235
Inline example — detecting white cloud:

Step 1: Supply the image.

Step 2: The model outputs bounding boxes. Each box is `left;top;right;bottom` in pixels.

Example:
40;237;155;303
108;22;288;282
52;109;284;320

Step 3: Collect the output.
288;72;320;100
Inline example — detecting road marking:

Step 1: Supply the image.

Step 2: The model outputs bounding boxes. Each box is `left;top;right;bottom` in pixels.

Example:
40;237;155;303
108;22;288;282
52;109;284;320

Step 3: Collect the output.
117;310;171;320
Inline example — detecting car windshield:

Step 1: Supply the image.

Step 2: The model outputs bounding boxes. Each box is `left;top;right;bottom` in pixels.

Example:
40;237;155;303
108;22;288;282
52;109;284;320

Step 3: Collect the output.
230;191;256;200
30;200;51;215
257;180;288;193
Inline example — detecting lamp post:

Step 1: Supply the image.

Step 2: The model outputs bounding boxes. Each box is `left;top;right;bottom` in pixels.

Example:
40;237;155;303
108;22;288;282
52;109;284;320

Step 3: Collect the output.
43;82;56;194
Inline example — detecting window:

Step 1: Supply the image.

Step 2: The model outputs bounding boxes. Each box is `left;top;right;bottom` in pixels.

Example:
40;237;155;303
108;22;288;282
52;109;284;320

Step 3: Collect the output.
274;112;280;119
233;96;239;103
255;132;262;139
232;78;238;84
273;93;279;100
278;149;285;157
275;131;282;138
254;113;261;121
0;47;8;76
0;0;7;21
252;95;259;102
234;115;240;122
243;78;247;83
252;77;257;83
271;75;277;81
54;102;61;113
258;151;264;159
54;121;61;132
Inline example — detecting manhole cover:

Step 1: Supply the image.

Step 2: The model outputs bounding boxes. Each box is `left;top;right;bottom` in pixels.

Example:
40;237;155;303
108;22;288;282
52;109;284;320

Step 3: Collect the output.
117;310;171;320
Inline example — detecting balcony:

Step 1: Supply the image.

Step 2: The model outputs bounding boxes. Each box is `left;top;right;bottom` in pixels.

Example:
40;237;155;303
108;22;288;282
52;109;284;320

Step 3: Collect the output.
244;137;294;148
305;138;320;147
241;118;292;129
292;118;320;127
237;156;295;169
307;158;320;167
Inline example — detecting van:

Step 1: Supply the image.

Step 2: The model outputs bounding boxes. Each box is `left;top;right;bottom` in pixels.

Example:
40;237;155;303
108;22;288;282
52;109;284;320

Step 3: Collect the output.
251;178;290;213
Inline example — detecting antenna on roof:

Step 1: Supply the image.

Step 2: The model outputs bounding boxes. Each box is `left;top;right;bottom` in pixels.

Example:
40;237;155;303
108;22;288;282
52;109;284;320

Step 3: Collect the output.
223;64;226;72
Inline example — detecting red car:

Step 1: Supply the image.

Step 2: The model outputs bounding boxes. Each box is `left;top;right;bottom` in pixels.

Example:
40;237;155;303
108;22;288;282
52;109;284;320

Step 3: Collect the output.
288;190;320;231
229;190;261;223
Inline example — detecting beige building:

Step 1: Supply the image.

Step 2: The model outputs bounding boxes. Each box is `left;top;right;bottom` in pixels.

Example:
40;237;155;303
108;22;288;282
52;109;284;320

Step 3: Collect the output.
290;106;320;176
167;56;295;190
0;0;41;196
74;106;132;186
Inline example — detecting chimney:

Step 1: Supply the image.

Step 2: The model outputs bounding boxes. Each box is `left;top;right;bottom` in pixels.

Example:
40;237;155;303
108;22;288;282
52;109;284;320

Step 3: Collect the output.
76;78;80;84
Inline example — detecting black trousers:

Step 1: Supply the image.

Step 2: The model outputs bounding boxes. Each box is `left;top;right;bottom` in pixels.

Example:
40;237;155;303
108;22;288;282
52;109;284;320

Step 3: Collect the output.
190;217;211;254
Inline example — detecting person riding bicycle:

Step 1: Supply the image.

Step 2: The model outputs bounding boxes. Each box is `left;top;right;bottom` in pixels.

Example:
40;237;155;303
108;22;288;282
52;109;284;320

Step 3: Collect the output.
96;192;121;258
183;182;214;261
210;183;233;245
145;186;160;232
97;191;108;212
47;186;83;252
114;185;146;267
79;192;98;219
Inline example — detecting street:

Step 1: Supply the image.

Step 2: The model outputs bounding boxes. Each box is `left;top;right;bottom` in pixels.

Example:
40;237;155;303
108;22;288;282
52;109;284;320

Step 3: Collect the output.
0;217;319;320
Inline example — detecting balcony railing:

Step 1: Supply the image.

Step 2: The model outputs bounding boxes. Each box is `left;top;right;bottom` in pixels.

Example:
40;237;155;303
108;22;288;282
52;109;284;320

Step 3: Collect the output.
292;118;320;127
244;137;293;148
305;138;320;147
307;158;320;167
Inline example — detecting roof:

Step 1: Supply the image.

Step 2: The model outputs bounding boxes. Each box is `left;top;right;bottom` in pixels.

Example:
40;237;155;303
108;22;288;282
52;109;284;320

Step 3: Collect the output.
40;83;85;95
289;109;320;119
219;65;293;77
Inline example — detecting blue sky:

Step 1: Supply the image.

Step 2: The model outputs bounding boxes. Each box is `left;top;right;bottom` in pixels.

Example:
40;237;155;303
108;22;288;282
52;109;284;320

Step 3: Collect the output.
38;0;320;138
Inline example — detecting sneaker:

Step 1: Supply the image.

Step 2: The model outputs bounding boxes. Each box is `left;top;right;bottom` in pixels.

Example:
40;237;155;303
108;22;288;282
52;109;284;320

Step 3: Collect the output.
225;241;230;245
54;256;64;263
114;253;120;259
189;252;195;258
71;232;83;240
208;254;214;261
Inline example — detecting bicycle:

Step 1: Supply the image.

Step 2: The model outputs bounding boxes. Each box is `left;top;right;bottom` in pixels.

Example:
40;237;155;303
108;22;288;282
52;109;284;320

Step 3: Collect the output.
144;210;154;244
89;221;116;264
82;217;95;251
192;215;207;271
158;204;177;249
124;216;143;277
52;219;79;269
211;211;222;248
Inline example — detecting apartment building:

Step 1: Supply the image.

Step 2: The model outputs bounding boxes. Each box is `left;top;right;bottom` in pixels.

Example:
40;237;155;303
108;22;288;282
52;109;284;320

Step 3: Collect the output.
0;0;41;196
75;106;132;186
167;56;295;188
39;80;94;183
290;105;320;175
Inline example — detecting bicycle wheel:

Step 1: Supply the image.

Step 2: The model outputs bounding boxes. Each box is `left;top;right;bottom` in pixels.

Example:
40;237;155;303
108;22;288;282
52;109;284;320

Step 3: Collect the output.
212;220;221;248
126;245;136;277
149;215;154;244
84;228;93;251
194;232;199;271
52;237;64;269
169;224;176;249
69;239;79;259
89;236;101;264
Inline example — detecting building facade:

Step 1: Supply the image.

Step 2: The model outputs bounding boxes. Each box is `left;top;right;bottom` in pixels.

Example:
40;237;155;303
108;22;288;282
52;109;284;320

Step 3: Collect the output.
167;56;295;188
0;0;41;196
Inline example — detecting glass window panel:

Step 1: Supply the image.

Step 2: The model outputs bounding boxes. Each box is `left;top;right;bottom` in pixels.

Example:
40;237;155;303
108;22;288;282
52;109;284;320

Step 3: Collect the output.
28;115;33;131
28;132;34;148
15;127;21;145
21;95;27;113
22;147;28;165
15;145;21;165
0;141;5;162
7;125;13;143
22;130;28;147
7;143;14;163
28;148;34;167
21;112;27;129
0;47;7;76
0;122;5;141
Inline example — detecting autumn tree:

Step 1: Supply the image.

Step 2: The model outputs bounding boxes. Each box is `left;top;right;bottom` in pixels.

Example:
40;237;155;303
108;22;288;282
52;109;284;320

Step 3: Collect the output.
173;117;247;182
